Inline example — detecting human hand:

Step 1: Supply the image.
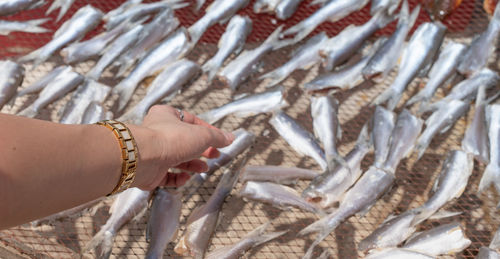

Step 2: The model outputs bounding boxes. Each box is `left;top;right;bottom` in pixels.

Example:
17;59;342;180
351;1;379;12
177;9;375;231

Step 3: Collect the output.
129;105;235;190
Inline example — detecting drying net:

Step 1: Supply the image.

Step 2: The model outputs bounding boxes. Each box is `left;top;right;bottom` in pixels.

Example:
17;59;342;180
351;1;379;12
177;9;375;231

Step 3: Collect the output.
0;0;498;258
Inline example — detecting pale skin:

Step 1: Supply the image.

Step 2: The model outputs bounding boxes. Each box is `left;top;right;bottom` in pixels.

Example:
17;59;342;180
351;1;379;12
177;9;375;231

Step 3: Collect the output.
0;105;234;230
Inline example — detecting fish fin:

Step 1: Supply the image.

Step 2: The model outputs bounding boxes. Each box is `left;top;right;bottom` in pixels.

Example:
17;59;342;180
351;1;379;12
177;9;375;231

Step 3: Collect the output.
372;88;399;111
414;137;431;161
428;209;462;220
26;18;51;32
201;59;219;82
397;0;410;27
45;0;61;15
281;20;315;46
84;229;114;259
254;229;288;246
478;164;500;193
373;7;396;28
408;3;421;30
302;229;332;259
406;91;428;107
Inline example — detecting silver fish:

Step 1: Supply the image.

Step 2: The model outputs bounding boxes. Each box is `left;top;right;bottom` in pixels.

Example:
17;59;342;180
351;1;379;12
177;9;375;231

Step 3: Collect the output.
477;247;500;259
15;65;69;98
239;181;323;214
105;0;182;31
302;125;371;209
458;2;500;76
382;109;423;174
60;21;128;65
414;100;469;160
87;24;144;80
240;165;319;185
358;210;419;252
311;95;344;170
362;0;420;82
205;221;286;259
0;18;50;35
114;8;180;77
364;248;435;259
81;101;113;124
198;86;286;124
276;0;303;20
359;150;473;251
0;60;24;110
421;68;499;114
478;104;500;196
253;0;281;13
299;166;396;259
46;0;75;22
174;167;241;258
403;222;471;256
183;128;255;199
188;0;249;46
19;5;103;68
113;28;190;112
59;80;111;124
281;0;369;44
373;22;446;111
301;111;422;255
371;106;396;168
0;0;43;17
202;15;252;81
406;42;467;107
462;86;489;163
18;69;84;118
119;59;200;124
217;26;282;91
304;37;387;92
30;198;101;226
84;188;150;259
270;110;327;171
104;0;142;22
371;0;400;15
319;10;393;71
145;189;182;259
260;32;329;87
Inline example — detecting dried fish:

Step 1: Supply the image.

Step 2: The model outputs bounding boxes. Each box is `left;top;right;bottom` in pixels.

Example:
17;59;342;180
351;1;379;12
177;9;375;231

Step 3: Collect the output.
202;15;252;81
199;86;286;125
240;165;319;185
239;181;323;214
46;0;75;22
270;110;327;171
113;28;190;112
478;104;500;197
0;18;50;35
59;80;110;124
0;0;43;17
0;60;24;110
18;69;84;118
276;0;303;20
81;101;112;124
145;189;182;259
119;59;200;124
364;248;434;259
462;86;489;163
174;167;241;258
19;5;103;68
84;188;150;259
371;106;396;168
362;0;420;82
373;21;446;111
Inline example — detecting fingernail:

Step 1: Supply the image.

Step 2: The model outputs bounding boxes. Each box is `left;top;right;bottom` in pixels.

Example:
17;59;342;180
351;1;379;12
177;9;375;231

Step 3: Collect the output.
223;131;235;142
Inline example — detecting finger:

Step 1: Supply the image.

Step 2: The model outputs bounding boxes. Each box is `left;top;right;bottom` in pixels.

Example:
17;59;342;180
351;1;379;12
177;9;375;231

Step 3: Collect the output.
201;147;220;159
175;159;208;172
182;111;234;137
165;172;191;187
193;124;234;148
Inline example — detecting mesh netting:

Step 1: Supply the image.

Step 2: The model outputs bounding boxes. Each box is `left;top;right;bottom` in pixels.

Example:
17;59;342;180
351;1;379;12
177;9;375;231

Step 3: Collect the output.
1;0;499;258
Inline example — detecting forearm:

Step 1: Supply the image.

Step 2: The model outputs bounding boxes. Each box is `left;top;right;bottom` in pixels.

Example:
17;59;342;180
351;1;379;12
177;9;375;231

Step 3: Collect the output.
0;114;156;229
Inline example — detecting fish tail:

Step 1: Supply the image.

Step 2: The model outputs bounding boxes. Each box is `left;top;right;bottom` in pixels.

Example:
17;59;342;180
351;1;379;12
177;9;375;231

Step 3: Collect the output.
478;164;500;194
201;59;220;82
255;230;288;247
188;19;208;46
406;91;428;106
84;229;115;259
374;8;395;29
194;0;205;12
302;229;332;259
87;66;103;81
414;138;430;160
18;48;43;66
492;1;500;25
283;23;315;46
372;88;397;110
113;81;135;112
326;151;347;172
397;0;410;27
26;18;51;33
260;67;288;87
45;0;60;15
197;111;216;124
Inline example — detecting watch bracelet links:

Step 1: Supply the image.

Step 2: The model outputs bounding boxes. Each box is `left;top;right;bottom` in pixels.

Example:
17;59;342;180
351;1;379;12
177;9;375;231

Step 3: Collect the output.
95;120;138;196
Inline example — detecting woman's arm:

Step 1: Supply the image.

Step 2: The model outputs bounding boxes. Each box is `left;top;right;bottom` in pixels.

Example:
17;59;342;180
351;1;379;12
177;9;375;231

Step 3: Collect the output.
0;105;234;229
